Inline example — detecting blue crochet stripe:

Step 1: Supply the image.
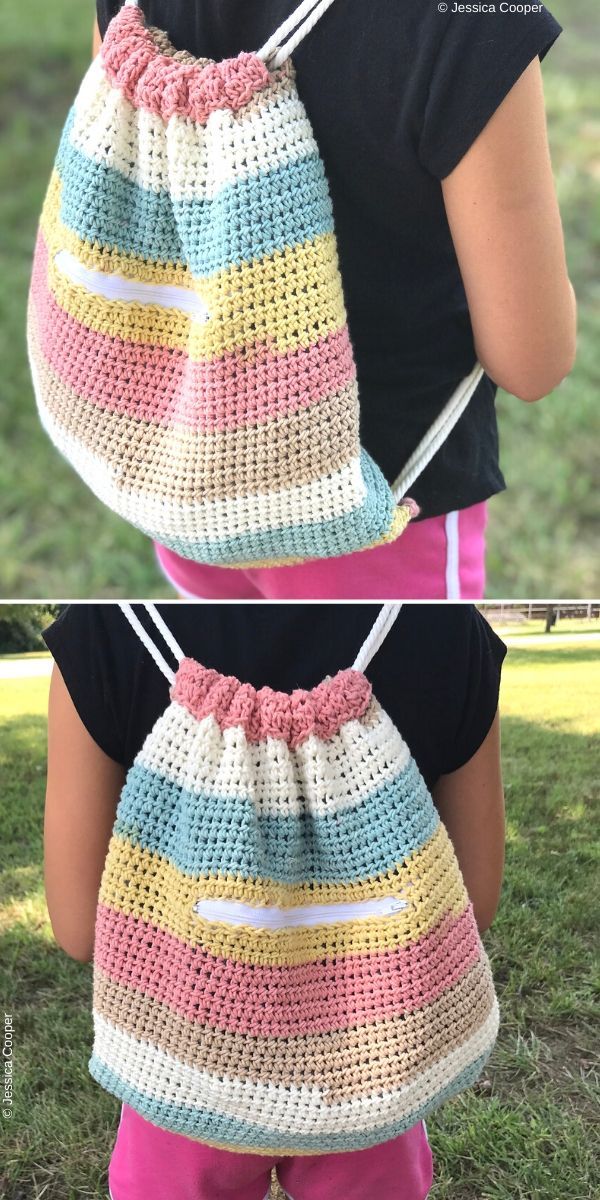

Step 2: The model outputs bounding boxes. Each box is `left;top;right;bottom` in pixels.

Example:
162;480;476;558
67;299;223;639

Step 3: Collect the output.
56;111;334;276
113;755;440;885
89;1049;491;1154
137;450;398;566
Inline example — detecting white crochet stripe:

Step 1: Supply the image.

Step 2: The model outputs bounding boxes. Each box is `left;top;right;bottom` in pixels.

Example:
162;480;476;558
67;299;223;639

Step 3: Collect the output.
54;250;211;320
35;396;366;543
72;67;318;201
193;895;409;929
92;1001;499;1134
135;703;411;817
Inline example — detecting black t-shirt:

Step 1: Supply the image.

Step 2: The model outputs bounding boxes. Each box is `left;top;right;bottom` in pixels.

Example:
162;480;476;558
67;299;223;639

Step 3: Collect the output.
44;604;506;789
96;0;562;519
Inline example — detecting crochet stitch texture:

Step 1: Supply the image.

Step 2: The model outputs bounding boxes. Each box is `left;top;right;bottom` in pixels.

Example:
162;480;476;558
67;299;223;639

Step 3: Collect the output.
27;2;415;567
90;648;499;1154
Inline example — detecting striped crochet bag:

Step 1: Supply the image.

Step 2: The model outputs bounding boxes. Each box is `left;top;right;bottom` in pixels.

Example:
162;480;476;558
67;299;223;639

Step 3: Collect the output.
90;603;499;1154
27;0;484;570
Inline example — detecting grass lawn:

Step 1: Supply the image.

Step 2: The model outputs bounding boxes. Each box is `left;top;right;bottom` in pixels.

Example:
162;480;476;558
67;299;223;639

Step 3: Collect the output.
490;619;600;637
1;642;598;1199
0;0;599;598
0;651;52;661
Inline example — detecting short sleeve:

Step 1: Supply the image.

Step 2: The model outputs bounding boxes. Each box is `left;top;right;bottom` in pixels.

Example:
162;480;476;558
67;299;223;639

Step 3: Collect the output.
418;6;563;180
440;608;507;775
43;605;128;764
96;1;119;38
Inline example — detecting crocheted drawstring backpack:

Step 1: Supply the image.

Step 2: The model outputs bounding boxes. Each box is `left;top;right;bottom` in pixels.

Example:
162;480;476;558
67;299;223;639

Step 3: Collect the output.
27;0;485;569
90;602;499;1153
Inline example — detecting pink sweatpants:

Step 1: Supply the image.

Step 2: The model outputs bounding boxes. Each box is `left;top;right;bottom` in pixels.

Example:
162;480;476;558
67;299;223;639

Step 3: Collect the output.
154;502;487;600
108;1105;434;1200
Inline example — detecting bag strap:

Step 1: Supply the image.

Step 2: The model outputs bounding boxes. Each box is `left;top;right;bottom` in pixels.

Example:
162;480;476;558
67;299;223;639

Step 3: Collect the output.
119;602;185;684
257;0;337;70
120;600;398;684
126;0;333;63
352;604;402;674
392;361;484;500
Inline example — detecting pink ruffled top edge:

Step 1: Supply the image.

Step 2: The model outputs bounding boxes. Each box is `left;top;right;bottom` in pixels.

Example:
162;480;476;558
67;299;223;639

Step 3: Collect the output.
101;6;288;125
171;661;373;747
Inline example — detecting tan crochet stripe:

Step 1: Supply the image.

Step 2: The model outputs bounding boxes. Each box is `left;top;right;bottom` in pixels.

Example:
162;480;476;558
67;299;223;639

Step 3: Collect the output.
361;697;382;728
147;26;212;67
93;955;494;1102
29;318;359;502
232;65;296;122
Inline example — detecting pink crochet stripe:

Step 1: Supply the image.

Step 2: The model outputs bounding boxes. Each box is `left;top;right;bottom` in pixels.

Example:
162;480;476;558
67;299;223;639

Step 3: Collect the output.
32;233;354;431
94;902;481;1037
101;6;274;125
171;663;372;748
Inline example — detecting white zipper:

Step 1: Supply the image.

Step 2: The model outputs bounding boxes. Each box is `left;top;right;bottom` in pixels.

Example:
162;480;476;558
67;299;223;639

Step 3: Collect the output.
54;249;210;321
193;895;409;929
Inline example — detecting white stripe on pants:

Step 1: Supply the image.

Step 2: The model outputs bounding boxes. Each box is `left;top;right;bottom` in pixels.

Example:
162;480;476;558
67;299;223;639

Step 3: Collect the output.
444;510;461;599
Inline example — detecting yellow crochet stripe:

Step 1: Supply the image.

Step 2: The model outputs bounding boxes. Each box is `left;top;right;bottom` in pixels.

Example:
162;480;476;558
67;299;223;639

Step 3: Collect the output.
41;177;347;358
46;238;345;358
99;824;469;967
40;173;190;286
223;502;412;569
376;502;413;542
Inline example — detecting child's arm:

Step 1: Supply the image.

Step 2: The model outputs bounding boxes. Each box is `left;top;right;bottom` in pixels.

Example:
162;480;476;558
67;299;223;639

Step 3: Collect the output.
93;19;102;57
432;710;505;935
442;59;577;403
44;665;125;963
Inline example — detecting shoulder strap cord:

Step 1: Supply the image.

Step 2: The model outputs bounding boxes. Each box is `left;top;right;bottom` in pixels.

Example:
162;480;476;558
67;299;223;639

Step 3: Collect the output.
352;604;402;674
127;0;333;60
120;599;398;682
119;603;185;684
257;0;337;69
392;360;484;500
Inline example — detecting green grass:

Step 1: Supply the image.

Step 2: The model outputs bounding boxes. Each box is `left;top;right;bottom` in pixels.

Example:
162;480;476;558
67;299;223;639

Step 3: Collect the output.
0;0;599;598
492;620;600;636
426;642;600;1200
0;651;52;661
1;644;598;1199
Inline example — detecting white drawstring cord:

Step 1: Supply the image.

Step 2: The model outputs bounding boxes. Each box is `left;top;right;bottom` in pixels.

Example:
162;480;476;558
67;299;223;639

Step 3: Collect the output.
352;604;403;673
144;603;185;665
121;598;400;687
257;0;337;69
392;361;484;500
119;603;179;684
